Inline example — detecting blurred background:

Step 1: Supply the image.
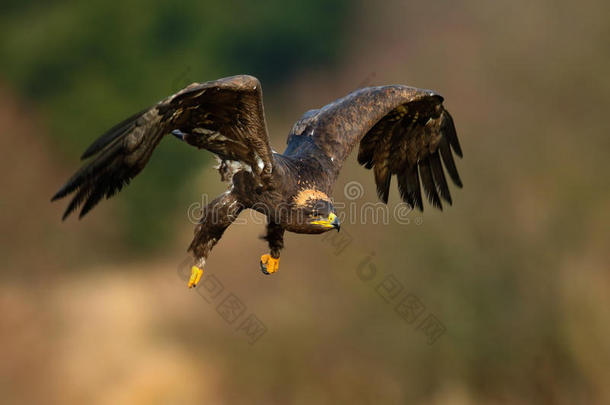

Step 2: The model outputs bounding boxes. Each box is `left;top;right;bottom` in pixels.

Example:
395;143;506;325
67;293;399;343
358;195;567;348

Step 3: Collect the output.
1;0;609;404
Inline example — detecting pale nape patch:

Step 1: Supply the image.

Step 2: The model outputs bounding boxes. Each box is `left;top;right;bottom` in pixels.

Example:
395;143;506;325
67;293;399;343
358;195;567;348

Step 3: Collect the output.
293;188;331;207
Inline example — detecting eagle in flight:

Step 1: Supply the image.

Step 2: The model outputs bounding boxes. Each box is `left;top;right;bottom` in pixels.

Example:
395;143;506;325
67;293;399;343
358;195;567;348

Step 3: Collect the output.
52;75;463;288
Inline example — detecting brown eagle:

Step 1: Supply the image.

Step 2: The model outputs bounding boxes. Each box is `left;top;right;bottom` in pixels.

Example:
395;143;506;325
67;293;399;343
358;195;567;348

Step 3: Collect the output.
52;75;463;287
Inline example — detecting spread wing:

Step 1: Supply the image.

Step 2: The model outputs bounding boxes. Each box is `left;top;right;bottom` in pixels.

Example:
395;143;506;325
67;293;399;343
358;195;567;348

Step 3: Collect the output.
286;85;463;210
52;75;272;219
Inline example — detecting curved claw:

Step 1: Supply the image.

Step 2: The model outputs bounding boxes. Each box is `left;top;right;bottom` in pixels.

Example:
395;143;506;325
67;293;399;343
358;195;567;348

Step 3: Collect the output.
188;266;203;288
260;254;279;275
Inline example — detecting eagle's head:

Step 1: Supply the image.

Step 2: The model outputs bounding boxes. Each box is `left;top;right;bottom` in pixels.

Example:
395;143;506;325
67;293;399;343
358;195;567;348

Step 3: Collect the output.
293;189;340;233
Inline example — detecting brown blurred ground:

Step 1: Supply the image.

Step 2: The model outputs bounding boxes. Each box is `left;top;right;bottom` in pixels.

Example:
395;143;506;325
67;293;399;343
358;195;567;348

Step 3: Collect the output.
1;1;609;404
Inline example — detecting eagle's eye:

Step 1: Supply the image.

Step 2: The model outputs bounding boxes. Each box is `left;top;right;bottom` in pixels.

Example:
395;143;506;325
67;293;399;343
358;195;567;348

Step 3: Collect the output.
307;200;340;231
308;199;331;218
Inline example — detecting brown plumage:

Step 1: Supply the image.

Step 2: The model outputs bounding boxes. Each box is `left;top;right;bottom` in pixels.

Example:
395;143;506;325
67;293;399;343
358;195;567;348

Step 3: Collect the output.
52;75;463;277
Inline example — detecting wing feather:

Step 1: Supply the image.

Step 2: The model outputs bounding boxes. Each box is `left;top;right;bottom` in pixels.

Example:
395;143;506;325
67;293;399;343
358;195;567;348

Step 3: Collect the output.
286;85;463;211
52;75;272;219
438;136;463;188
419;157;442;210
372;122;394;203
80;108;148;159
406;165;424;211
374;162;392;204
429;152;452;205
441;109;462;157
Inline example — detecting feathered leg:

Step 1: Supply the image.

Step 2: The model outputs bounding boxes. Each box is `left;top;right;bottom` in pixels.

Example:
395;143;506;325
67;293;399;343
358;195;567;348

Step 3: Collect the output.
187;192;243;287
260;221;284;275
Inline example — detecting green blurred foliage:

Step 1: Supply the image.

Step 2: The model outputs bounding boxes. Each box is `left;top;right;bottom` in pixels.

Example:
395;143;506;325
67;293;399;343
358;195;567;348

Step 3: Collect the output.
0;0;350;249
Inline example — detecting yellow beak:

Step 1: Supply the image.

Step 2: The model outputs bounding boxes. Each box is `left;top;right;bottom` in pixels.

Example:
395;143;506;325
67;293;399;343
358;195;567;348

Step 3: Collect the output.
311;212;341;230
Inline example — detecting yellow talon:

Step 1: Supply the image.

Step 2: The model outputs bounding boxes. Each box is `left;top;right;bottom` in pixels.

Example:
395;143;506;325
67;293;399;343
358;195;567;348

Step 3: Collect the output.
260;254;280;275
188;266;204;288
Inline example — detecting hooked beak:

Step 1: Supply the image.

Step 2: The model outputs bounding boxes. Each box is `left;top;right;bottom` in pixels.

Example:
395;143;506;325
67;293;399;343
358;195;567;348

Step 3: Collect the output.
331;213;341;232
311;212;341;231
